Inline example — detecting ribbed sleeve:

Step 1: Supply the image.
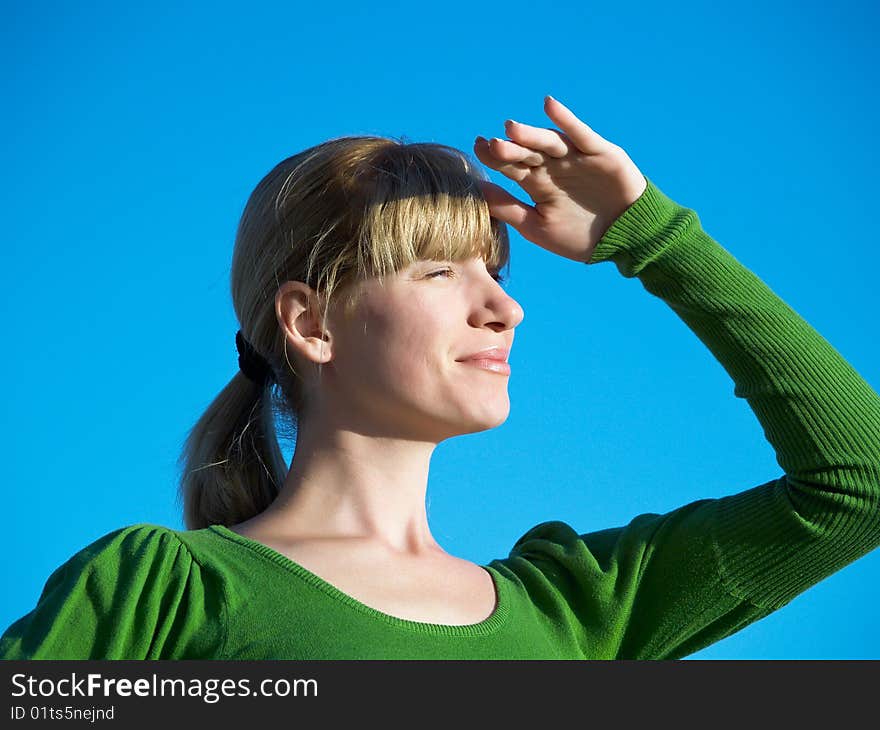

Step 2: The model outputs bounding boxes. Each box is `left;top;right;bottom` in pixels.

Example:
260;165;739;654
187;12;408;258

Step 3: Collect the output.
588;178;880;609
0;524;226;659
507;179;879;659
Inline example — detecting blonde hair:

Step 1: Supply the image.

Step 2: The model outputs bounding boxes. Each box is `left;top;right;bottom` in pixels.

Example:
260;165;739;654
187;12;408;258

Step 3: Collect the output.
176;135;511;530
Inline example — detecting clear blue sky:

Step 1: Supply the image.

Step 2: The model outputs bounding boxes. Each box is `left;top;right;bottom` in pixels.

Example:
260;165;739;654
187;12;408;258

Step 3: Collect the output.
2;1;877;659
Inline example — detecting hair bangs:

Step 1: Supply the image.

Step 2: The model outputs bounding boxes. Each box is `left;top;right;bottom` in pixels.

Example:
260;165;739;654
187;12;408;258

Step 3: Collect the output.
353;142;510;281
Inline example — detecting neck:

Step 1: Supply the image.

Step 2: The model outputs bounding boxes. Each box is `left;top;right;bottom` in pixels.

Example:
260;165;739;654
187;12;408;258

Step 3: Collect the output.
256;419;443;557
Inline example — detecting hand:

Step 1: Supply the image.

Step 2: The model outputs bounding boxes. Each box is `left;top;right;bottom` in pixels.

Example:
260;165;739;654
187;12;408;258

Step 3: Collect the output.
472;96;648;264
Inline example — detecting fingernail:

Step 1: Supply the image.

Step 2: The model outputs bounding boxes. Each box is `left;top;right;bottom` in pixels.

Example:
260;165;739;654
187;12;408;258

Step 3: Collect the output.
505;119;517;127
545;95;555;103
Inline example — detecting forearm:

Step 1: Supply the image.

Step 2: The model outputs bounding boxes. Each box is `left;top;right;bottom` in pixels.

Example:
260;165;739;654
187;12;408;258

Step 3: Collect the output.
588;178;880;499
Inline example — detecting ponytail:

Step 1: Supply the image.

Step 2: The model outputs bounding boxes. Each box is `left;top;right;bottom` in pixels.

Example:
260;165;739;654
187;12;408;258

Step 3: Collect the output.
176;367;288;530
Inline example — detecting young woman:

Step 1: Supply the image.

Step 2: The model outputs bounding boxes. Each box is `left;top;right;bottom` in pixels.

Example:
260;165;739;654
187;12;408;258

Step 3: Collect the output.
2;96;878;660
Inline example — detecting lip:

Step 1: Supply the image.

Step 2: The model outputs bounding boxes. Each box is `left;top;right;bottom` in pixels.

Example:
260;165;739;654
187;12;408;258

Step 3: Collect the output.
456;346;510;363
459;358;511;375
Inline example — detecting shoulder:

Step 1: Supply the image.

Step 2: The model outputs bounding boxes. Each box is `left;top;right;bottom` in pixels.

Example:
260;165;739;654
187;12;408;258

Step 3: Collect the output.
41;522;195;598
2;522;225;659
508;514;666;561
504;502;718;579
63;522;187;566
89;521;183;548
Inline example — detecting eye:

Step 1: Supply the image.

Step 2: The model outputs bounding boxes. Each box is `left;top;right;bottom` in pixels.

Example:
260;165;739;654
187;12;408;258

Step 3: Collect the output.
424;266;506;285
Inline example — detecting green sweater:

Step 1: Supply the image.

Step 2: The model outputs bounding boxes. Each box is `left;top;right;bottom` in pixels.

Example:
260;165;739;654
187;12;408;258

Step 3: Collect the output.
2;179;878;660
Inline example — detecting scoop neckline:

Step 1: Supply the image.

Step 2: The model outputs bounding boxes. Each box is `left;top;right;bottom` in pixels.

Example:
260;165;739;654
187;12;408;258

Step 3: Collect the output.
207;523;510;637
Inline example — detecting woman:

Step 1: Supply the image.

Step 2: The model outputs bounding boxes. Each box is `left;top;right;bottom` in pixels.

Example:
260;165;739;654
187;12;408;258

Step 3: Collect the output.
2;96;878;659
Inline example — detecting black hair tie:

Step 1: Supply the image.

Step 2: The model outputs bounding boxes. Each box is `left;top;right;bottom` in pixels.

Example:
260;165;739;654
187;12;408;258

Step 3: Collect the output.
235;330;273;387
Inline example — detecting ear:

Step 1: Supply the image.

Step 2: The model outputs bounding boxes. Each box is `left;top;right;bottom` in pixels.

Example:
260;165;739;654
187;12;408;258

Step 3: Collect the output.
275;281;333;365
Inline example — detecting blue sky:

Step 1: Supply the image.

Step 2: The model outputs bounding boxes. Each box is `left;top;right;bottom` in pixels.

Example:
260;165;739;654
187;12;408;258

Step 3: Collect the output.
1;1;878;659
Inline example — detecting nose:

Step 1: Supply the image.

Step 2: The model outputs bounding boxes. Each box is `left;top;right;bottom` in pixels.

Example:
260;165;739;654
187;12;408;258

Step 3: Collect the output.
471;285;524;332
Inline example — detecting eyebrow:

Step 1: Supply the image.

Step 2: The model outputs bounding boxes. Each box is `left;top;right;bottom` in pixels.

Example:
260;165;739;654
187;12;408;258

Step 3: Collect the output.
408;257;505;277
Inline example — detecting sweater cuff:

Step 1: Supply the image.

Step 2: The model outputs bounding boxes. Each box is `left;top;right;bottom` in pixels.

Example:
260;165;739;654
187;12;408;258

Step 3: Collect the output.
586;177;696;275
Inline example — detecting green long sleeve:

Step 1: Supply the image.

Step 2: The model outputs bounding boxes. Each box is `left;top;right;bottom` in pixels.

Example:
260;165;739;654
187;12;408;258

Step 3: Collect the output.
595;177;880;599
507;177;880;659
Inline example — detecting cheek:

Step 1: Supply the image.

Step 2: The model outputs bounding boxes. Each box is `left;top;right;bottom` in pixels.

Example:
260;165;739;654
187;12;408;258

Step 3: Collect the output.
337;315;432;391
381;329;448;392
381;335;458;400
351;291;463;396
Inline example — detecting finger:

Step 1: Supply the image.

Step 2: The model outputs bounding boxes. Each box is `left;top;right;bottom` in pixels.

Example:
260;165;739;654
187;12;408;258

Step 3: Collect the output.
503;119;571;159
485;135;546;167
543;96;611;155
473;136;532;183
476;179;544;239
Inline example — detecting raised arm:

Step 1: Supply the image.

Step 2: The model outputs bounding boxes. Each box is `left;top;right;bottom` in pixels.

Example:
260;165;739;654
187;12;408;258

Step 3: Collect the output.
476;97;880;658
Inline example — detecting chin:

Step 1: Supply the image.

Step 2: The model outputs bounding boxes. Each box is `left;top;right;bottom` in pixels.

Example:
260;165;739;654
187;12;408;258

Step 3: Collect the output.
419;391;511;439
459;405;511;434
